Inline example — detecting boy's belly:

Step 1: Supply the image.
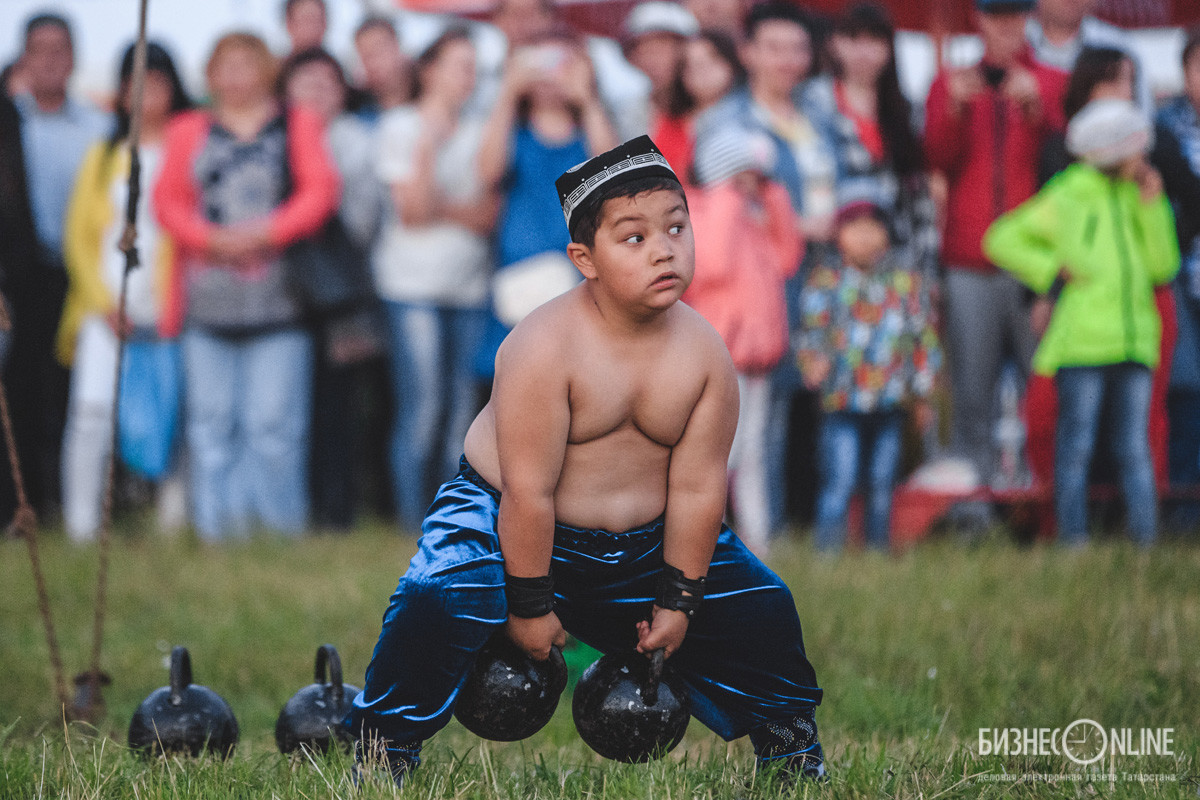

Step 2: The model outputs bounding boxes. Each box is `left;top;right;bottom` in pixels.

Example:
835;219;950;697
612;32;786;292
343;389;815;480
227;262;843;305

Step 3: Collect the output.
464;411;670;533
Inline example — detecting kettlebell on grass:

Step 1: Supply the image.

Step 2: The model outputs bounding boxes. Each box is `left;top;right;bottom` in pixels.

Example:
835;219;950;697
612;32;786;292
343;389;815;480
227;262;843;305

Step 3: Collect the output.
454;634;567;741
276;644;360;754
128;646;239;758
572;648;689;762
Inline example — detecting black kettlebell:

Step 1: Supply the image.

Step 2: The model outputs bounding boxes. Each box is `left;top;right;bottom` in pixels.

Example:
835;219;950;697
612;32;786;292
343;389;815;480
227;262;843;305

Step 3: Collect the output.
127;646;239;758
572;649;690;763
275;644;361;754
453;634;567;741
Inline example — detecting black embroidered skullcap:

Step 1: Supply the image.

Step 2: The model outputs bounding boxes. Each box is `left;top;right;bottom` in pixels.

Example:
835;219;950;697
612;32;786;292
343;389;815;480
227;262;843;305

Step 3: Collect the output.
555;135;678;239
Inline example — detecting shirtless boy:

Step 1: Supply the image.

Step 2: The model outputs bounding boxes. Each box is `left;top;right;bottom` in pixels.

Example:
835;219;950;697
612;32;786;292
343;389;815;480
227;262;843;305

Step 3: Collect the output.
347;136;824;783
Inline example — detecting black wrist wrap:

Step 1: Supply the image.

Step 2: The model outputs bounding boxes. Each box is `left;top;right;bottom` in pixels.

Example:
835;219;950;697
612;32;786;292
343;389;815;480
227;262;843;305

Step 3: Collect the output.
657;564;706;618
504;573;555;618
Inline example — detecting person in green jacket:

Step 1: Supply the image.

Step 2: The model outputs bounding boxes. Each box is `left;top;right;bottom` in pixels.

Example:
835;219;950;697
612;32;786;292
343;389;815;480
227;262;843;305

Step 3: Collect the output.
984;98;1180;545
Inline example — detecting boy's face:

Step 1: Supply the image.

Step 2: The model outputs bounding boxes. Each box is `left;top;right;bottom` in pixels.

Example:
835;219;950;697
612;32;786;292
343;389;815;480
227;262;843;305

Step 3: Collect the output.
837;214;889;269
569;188;694;316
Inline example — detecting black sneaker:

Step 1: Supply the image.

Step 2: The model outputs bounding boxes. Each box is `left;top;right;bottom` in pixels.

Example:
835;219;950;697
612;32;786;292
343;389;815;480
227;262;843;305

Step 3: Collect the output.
352;737;421;789
750;707;828;783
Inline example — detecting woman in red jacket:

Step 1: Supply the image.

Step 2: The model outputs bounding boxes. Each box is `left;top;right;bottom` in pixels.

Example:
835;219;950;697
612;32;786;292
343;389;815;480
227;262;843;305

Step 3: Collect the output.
154;32;339;541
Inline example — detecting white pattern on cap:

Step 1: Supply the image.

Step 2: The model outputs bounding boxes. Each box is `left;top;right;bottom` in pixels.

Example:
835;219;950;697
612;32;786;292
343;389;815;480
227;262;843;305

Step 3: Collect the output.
560;150;675;227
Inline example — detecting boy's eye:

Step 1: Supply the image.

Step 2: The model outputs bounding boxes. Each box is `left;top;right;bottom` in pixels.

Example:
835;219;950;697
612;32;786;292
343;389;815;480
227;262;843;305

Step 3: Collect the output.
624;234;644;244
669;224;684;235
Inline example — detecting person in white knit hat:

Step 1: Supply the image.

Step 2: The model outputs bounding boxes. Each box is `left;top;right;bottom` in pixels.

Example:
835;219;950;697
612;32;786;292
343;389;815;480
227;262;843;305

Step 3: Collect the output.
985;97;1179;546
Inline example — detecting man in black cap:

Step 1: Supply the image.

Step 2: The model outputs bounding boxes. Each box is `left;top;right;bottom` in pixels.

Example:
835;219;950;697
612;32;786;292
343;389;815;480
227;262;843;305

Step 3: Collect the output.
348;136;825;786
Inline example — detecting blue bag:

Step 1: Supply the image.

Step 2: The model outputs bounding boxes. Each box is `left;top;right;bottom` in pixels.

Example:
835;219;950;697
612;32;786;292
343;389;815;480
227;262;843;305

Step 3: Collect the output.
118;338;182;480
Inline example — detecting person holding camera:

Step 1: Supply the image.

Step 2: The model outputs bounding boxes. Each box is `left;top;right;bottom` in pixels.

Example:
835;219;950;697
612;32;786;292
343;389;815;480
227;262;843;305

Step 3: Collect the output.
924;0;1068;522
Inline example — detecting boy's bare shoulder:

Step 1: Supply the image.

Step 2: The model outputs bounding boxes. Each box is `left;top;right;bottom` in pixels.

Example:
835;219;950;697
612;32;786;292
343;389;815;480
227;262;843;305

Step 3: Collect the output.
494;289;582;371
669;302;736;372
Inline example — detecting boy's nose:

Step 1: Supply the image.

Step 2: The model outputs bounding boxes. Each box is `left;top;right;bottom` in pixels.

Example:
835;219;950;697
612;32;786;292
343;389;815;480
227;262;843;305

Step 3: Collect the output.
650;233;675;263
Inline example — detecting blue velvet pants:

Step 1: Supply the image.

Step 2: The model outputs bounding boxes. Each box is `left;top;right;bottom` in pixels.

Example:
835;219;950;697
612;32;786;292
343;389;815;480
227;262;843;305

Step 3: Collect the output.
348;459;822;746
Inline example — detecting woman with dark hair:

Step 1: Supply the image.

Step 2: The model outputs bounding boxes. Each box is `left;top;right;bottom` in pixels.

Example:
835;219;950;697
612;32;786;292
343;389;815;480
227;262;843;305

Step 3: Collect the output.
279;47;384;532
58;41;192;541
654;29;744;181
474;32;617;377
154;32;339;541
373;28;499;531
805;2;938;277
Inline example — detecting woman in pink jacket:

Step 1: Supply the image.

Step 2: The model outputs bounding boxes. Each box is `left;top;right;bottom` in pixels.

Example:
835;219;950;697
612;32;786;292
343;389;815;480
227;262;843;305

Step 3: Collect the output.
684;128;802;554
154;32;339;540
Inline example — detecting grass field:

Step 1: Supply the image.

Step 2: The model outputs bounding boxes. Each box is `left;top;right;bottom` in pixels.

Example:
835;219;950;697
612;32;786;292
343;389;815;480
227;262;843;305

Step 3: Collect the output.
1;521;1198;799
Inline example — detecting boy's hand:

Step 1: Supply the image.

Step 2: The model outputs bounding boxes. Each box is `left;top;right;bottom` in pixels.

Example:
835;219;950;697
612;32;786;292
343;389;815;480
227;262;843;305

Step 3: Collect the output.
636;606;690;659
505;612;566;662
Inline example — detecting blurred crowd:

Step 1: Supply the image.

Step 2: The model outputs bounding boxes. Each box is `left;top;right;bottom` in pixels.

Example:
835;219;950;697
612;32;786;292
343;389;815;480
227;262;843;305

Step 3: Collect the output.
0;0;1197;551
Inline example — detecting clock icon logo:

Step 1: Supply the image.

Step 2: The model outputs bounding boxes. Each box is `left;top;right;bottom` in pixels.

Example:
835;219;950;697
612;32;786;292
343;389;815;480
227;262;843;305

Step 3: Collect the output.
1062;719;1107;766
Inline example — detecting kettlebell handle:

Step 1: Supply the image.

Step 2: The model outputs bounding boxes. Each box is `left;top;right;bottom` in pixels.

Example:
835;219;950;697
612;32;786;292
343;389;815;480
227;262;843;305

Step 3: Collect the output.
315;644;344;702
547;644;567;695
169;646;193;705
643;649;665;707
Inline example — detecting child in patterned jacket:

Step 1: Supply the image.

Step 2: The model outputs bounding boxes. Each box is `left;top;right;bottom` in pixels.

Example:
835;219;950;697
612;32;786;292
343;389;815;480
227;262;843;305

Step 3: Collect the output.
797;181;940;553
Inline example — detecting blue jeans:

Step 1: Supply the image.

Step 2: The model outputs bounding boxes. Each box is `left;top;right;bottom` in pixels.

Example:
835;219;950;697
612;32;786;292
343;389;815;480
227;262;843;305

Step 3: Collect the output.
182;327;313;541
384;301;485;530
814;409;903;553
1055;364;1157;545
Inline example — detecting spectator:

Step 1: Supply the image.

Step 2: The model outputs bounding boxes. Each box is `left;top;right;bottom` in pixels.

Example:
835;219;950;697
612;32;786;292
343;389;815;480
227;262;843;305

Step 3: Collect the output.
683;0;748;40
154;32;339;540
373;29;497;531
1153;28;1200;523
1027;0;1151;111
280;47;385;533
1026;46;1176;513
797;183;940;554
703;1;835;242
924;0;1067;520
685;128;801;554
475;34;617;376
0;93;37;373
57;42;192;542
985;98;1179;545
807;2;939;278
6;12;107;521
621;2;699;142
657;30;745;179
698;0;836;533
353;15;411;122
284;0;328;56
478;0;644;143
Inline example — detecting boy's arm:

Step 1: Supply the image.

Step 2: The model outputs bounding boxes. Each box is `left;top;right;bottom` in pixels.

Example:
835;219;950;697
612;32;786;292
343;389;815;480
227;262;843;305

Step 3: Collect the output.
492;324;571;660
638;331;738;658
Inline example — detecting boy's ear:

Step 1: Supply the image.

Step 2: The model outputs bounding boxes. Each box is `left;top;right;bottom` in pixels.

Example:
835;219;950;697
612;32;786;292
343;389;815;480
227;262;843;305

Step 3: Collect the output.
567;242;597;280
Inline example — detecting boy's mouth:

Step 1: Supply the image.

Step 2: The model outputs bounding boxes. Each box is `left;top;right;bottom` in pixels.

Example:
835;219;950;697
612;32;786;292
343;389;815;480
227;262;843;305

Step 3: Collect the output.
651;271;680;288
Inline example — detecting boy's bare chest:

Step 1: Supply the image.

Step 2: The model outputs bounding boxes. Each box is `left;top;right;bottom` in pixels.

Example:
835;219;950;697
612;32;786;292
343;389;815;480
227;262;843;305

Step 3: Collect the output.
565;346;705;449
